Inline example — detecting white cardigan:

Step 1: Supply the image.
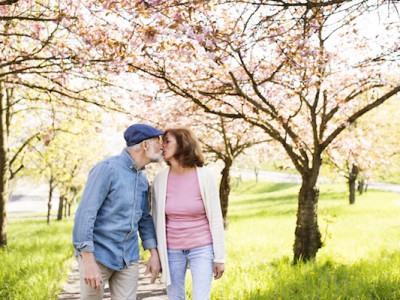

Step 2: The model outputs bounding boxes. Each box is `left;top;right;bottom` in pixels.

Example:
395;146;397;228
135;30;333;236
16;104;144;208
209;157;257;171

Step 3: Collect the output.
151;166;226;286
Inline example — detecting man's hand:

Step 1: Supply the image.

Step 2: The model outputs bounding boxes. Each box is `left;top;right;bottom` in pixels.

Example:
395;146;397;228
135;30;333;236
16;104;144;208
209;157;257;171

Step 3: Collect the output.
81;252;103;291
213;262;225;280
144;248;161;283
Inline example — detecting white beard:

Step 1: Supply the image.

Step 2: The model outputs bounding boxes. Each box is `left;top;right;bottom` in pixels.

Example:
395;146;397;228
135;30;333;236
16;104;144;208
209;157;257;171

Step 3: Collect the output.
146;145;163;163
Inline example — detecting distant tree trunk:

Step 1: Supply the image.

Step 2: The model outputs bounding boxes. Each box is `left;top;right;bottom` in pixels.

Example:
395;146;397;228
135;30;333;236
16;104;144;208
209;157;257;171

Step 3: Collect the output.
57;194;64;221
0;88;10;247
358;176;368;195
357;178;364;195
254;167;259;183
348;164;359;205
219;157;233;229
294;161;323;263
63;196;68;218
67;187;79;217
235;174;242;187
67;201;72;217
47;176;55;224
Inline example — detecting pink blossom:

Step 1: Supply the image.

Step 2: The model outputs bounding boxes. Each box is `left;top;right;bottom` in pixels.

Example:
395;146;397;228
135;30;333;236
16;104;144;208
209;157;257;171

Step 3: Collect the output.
173;13;182;21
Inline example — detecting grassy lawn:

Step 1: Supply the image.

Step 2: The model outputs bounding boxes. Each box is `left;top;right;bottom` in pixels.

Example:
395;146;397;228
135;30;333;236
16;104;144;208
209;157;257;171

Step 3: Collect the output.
0;218;74;300
208;180;400;299
2;180;400;299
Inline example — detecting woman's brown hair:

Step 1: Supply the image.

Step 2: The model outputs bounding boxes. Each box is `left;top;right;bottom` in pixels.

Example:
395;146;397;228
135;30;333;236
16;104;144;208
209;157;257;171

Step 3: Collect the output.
164;128;205;168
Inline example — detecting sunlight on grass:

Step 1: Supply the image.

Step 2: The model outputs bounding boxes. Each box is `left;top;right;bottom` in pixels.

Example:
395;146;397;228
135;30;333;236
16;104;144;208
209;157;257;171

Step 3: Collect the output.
0;219;74;300
208;180;400;299
2;180;400;299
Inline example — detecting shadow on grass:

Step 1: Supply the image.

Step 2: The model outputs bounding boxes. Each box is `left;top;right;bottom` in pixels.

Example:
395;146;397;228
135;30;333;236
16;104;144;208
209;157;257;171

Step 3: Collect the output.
230;192;299;220
229;207;298;222
233;193;297;206
246;252;400;300
230;183;300;221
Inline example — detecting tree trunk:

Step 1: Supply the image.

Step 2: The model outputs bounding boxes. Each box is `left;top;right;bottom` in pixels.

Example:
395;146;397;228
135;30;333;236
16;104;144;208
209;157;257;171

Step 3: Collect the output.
47;177;54;224
0;143;9;247
254;167;259;184
57;195;64;221
293;171;322;262
219;158;232;229
0;89;10;247
358;176;367;195
64;196;67;218
357;179;364;195
348;164;359;205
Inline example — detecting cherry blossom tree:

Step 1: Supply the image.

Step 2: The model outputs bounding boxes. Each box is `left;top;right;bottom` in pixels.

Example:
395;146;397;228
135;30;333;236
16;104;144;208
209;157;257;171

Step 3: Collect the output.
0;0;125;245
325;121;386;204
23;116;104;223
118;1;400;262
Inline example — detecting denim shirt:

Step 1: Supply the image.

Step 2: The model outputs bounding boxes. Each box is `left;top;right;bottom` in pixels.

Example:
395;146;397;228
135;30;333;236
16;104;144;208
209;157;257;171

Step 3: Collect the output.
72;150;157;270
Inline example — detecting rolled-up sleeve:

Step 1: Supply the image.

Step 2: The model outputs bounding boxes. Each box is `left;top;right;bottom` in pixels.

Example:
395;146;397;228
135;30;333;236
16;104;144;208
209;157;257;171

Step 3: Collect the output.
138;190;157;250
72;162;112;253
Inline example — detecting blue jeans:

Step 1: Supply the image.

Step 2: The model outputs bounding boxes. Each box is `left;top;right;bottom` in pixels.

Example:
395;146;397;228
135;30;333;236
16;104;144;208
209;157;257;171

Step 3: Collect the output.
167;244;214;300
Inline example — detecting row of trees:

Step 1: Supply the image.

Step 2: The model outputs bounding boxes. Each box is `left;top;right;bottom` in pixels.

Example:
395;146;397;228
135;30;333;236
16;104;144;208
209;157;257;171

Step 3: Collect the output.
1;0;399;264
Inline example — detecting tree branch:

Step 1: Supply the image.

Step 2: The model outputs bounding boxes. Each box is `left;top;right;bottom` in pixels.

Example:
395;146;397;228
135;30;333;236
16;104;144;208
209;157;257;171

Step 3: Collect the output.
321;85;400;150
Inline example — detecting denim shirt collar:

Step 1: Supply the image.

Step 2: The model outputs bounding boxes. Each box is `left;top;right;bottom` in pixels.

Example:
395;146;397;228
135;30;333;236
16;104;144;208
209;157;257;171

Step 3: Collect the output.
121;149;145;172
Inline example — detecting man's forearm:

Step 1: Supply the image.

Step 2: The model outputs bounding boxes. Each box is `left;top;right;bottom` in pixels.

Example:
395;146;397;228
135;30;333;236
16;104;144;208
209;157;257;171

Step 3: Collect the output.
149;248;158;256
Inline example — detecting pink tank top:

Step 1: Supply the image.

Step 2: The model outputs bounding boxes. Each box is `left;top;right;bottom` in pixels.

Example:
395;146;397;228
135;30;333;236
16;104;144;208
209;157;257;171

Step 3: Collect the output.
165;169;213;250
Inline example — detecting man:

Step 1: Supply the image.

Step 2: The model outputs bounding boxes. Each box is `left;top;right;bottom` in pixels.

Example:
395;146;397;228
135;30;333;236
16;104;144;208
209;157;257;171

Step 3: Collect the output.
73;124;164;299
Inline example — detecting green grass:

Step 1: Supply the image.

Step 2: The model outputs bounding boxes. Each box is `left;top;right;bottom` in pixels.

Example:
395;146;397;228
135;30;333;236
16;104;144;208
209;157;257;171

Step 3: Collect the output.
0;218;74;300
208;180;400;299
3;180;400;299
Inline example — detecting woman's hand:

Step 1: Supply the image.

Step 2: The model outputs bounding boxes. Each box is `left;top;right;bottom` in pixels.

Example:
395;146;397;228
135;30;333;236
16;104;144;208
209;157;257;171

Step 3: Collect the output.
213;262;225;279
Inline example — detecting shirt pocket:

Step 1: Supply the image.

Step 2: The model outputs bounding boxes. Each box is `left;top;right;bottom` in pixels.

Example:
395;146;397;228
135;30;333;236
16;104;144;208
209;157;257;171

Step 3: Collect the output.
135;189;148;215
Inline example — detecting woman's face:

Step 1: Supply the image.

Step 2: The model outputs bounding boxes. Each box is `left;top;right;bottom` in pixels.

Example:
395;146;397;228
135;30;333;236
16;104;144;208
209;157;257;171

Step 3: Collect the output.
162;132;178;162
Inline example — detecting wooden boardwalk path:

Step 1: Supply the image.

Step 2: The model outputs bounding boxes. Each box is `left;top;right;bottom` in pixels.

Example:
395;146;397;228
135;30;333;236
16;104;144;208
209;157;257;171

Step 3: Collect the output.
58;260;167;300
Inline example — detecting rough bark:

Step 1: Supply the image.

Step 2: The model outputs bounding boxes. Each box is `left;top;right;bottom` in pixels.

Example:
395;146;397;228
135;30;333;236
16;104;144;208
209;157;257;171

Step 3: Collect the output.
0;89;10;247
293;169;323;262
219;158;233;229
348;164;359;204
57;195;64;221
0;143;9;247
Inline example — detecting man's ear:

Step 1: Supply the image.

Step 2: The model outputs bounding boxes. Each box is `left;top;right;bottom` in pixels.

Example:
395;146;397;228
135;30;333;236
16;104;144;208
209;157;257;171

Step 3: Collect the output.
142;141;149;151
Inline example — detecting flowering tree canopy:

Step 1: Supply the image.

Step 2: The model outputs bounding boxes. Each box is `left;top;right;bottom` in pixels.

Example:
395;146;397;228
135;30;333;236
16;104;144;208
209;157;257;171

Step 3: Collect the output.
117;0;400;261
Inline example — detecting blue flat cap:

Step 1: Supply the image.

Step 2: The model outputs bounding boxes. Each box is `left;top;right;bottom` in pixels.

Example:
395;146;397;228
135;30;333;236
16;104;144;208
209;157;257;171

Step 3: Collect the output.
124;124;164;146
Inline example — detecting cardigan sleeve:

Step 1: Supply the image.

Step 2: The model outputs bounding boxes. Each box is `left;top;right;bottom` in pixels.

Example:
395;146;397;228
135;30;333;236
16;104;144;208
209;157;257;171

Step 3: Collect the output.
151;168;171;285
203;167;226;263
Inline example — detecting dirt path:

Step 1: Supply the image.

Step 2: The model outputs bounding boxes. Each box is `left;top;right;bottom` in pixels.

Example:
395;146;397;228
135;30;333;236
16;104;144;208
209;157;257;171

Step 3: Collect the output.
57;259;167;300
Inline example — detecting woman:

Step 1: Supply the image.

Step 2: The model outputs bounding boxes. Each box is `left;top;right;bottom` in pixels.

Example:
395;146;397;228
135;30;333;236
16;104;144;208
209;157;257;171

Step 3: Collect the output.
152;128;226;300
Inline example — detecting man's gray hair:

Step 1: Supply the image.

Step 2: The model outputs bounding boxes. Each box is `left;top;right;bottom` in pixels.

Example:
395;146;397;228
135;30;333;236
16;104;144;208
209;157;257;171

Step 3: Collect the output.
127;138;157;152
127;143;142;152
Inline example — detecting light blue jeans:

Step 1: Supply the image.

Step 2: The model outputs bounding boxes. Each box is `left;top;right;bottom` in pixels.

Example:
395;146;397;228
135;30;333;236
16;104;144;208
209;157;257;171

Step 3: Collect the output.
167;244;214;300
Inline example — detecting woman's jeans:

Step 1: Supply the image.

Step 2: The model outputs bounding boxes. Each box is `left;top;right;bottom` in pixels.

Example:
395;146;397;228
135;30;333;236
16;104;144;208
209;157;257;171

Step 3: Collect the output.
167;244;214;300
